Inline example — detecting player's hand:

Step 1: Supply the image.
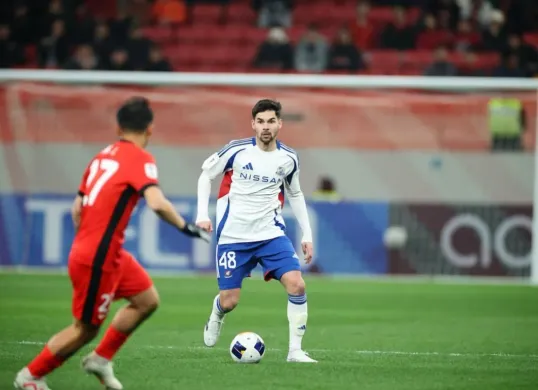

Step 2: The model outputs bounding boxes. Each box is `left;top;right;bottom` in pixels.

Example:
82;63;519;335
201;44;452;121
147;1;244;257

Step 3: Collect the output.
301;242;314;264
180;222;211;243
196;220;213;233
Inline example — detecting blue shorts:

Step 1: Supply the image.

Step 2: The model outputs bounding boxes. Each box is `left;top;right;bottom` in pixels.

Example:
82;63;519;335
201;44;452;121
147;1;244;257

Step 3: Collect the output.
216;236;301;290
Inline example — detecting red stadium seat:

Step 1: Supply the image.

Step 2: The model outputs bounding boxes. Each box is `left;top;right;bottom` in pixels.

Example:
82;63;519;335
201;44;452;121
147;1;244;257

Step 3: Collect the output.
191;4;224;24
523;32;538;48
225;2;257;25
141;26;174;44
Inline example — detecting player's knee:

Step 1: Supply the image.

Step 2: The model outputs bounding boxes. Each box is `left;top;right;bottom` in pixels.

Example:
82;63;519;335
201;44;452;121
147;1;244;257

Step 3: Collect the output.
219;291;240;311
286;276;306;296
140;294;160;316
146;297;160;315
128;286;160;316
74;321;100;343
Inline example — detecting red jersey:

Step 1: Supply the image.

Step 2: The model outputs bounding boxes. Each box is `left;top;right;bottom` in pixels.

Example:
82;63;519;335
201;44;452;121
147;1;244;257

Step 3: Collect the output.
69;140;159;271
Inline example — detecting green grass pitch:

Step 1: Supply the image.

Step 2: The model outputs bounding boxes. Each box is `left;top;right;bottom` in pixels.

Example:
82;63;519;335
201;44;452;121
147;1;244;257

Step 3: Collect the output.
1;271;537;390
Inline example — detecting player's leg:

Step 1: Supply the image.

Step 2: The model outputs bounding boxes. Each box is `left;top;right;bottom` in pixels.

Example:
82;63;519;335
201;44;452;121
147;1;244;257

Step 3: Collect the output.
258;236;317;363
204;244;255;347
204;288;241;347
14;320;100;390
279;270;316;362
14;260;115;389
83;251;156;390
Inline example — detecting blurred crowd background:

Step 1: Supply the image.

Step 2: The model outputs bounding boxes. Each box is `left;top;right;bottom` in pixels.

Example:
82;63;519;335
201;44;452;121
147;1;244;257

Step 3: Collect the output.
0;0;537;77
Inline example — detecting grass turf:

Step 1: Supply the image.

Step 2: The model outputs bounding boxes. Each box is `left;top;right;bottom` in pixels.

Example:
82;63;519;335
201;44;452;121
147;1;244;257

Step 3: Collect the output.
0;272;537;390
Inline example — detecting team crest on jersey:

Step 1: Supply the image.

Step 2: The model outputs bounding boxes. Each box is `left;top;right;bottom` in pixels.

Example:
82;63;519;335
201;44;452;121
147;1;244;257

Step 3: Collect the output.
275;167;286;177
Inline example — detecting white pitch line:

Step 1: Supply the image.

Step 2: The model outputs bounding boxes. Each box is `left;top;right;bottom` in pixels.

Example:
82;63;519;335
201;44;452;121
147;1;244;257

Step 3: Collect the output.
9;341;538;359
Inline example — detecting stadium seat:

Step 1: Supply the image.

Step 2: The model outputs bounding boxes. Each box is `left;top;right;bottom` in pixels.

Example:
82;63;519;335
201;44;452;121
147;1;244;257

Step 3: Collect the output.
523;32;538;48
367;50;407;74
191;4;225;24
177;25;214;43
225;2;257;25
141;26;175;44
220;25;267;44
24;45;37;64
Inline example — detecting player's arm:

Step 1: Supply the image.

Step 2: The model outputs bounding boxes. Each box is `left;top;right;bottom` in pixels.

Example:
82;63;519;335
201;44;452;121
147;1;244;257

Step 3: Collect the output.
143;186;209;241
130;155;209;242
195;143;242;231
71;193;83;231
196;170;213;231
73;161;91;231
283;157;314;262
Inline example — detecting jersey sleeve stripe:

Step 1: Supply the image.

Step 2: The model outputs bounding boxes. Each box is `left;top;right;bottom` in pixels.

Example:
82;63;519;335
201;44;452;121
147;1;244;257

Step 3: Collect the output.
81;187;135;325
217;140;251;157
138;182;159;196
223;148;246;172
218;137;251;150
280;144;297;155
286;156;298;185
216;198;230;242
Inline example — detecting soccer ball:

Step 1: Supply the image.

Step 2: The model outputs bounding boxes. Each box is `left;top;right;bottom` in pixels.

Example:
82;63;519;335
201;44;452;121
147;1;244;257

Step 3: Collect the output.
383;226;408;249
229;332;266;363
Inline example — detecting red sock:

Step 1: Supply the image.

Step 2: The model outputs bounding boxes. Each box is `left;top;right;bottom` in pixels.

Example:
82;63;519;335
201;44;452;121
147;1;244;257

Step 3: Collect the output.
27;345;65;378
95;326;129;360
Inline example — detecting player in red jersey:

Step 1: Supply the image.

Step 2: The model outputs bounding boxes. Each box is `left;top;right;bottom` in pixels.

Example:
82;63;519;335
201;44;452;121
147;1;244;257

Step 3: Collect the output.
14;97;209;390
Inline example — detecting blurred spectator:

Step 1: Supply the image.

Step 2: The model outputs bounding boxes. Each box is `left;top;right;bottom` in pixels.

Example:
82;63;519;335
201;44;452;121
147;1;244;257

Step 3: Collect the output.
328;27;365;72
351;1;375;50
453;19;480;53
502;33;538;77
108;48;133;71
126;27;152;70
145;45;172;71
456;0;494;29
0;24;25;68
93;21;116;69
41;0;66;39
10;3;33;45
424;46;457;76
416;14;453;50
311;176;341;202
253;0;293;29
253;27;294;70
488;96;526;151
379;6;416;50
427;0;460;29
492;53;527;78
63;44;100;70
480;9;506;52
127;0;153;27
152;0;187;26
109;11;133;43
72;4;95;45
38;19;69;68
502;0;537;35
458;51;487;76
294;24;328;73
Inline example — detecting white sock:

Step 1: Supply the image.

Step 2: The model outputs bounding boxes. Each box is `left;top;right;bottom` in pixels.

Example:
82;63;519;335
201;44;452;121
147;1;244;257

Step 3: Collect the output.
287;293;308;351
210;294;228;320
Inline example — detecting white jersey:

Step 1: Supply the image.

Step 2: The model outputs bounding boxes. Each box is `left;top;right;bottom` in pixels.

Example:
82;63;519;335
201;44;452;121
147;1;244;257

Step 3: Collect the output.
199;137;306;245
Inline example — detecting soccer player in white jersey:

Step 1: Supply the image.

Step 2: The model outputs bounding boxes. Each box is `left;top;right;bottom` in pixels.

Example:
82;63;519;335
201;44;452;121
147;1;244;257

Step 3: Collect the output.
195;99;317;363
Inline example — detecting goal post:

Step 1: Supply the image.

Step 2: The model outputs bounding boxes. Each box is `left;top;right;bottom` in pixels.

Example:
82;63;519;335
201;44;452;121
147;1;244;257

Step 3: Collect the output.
1;69;538;90
0;69;536;284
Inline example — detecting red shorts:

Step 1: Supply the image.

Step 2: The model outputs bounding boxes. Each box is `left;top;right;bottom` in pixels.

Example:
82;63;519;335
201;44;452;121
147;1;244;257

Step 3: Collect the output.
68;250;153;326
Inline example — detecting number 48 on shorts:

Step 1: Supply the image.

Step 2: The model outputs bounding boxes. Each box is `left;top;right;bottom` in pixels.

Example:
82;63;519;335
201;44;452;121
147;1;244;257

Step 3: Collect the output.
215;237;301;290
218;251;236;277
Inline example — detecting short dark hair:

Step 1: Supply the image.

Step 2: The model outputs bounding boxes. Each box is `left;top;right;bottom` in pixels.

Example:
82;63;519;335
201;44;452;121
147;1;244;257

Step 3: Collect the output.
252;99;282;119
116;97;153;132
